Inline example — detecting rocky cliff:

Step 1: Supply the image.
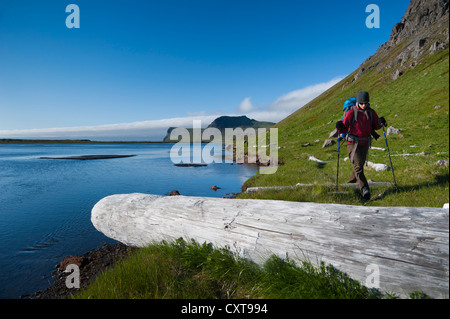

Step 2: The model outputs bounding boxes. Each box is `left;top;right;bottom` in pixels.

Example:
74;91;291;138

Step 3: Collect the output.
354;0;449;81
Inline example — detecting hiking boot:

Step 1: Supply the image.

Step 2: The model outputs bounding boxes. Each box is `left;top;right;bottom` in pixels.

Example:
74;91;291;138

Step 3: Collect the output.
361;187;371;200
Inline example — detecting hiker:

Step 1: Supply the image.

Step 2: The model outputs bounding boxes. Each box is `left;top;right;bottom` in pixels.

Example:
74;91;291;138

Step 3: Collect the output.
335;91;386;200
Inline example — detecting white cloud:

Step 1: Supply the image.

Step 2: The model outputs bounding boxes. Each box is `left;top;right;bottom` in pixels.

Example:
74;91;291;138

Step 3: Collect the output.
269;76;344;111
0;111;290;141
237;97;254;113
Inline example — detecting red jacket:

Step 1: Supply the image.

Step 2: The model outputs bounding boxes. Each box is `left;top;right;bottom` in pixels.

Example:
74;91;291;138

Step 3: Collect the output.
340;105;382;146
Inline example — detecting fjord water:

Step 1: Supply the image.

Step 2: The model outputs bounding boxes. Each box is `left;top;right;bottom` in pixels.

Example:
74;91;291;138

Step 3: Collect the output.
0;143;258;298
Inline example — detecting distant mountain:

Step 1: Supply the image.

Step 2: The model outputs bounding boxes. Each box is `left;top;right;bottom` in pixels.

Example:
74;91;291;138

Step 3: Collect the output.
163;116;275;142
207;116;275;131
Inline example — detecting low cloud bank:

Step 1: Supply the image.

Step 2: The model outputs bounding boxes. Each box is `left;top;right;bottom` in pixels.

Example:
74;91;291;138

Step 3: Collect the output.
1;76;344;141
0;116;219;141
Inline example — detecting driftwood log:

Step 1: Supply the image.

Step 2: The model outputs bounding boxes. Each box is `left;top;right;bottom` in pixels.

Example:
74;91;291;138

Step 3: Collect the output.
245;181;394;193
91;193;449;298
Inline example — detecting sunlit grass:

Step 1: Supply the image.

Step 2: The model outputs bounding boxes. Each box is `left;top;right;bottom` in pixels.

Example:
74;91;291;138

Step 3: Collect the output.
240;50;449;208
73;238;386;299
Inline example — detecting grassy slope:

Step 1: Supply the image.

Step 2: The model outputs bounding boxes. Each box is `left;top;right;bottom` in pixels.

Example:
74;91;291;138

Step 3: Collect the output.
239;49;449;207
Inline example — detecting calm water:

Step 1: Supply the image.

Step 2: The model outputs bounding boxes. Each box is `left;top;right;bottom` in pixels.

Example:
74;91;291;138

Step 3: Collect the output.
0;143;258;298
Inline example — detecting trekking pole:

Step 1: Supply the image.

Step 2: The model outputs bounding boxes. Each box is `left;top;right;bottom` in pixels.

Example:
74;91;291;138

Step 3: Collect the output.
336;133;346;191
382;125;397;188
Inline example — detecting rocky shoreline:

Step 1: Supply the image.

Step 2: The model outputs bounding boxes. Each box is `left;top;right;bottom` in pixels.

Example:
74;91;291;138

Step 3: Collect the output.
29;156;254;299
28;191;237;299
28;242;137;299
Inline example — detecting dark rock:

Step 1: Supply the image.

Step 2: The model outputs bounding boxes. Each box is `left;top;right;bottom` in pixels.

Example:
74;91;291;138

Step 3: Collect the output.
302;142;311;147
168;190;180;196
58;255;86;271
393;69;404;80
30;243;136;299
392;22;405;35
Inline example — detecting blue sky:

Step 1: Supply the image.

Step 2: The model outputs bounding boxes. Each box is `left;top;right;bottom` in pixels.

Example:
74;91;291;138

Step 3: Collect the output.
0;0;410;140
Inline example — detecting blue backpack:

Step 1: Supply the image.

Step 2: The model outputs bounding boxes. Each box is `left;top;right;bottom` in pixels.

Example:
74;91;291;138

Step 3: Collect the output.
342;97;356;120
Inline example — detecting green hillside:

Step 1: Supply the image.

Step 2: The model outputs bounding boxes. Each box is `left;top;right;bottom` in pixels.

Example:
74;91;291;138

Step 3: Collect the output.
240;48;449;207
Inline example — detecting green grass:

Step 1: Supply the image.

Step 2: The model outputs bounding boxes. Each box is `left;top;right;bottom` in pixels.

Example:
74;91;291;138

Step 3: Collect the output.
240;49;449;207
73;238;386;299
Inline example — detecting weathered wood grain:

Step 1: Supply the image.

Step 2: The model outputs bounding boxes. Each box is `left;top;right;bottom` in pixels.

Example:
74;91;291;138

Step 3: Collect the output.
91;193;449;298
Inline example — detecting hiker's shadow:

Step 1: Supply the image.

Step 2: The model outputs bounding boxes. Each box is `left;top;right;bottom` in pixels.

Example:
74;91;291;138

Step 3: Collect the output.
369;172;449;203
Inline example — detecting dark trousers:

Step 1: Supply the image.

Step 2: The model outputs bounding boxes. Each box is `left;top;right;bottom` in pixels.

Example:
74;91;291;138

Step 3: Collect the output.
347;143;369;191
